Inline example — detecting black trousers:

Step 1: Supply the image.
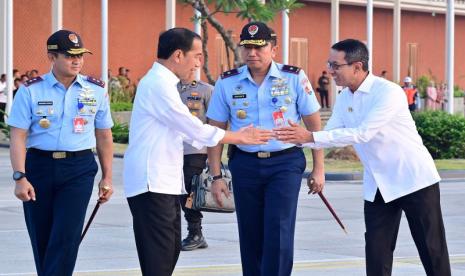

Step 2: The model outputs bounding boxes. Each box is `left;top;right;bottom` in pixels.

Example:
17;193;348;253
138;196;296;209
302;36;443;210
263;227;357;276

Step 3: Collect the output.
24;150;97;276
319;90;329;108
127;192;181;276
180;154;207;226
0;102;6;123
364;183;451;276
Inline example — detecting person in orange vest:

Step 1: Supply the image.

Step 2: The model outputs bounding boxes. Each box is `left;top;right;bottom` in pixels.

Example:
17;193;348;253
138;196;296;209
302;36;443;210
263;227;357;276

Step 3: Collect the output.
402;76;418;111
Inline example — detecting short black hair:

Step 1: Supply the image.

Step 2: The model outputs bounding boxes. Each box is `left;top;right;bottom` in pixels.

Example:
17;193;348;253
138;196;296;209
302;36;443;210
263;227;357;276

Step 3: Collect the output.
331;39;369;71
157;28;201;59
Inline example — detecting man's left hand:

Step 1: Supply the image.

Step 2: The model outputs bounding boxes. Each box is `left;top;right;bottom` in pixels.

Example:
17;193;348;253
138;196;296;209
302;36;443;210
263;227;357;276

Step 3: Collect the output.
307;169;325;194
98;178;113;203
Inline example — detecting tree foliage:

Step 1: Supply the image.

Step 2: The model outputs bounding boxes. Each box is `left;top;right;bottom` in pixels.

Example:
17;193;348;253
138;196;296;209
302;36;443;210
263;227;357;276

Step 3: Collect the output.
180;0;304;84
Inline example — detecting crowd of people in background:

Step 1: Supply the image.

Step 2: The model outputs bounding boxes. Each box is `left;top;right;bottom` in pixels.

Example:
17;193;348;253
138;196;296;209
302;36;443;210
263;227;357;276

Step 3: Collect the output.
0;65;453;122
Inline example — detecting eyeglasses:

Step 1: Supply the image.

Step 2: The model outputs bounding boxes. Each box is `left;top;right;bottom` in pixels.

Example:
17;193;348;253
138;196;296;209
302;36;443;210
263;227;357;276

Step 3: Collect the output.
327;62;352;70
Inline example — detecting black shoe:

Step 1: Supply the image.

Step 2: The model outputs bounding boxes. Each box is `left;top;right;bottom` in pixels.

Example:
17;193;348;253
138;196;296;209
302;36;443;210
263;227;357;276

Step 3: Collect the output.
181;232;208;251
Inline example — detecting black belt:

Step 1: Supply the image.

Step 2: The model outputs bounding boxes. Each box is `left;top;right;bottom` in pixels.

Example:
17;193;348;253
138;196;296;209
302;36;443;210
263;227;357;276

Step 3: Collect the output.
236;146;300;159
28;148;93;159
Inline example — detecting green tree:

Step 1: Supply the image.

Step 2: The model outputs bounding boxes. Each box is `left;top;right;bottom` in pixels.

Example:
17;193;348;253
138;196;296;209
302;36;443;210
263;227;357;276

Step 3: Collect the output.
180;0;304;84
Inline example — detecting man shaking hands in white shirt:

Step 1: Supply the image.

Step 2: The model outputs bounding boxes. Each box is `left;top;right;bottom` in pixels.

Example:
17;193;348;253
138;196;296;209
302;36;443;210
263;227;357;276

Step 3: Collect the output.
124;28;273;276
275;39;451;276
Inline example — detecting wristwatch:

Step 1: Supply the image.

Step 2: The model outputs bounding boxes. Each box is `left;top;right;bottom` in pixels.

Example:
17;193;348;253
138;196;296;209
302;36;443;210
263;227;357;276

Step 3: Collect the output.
209;174;223;182
13;171;26;181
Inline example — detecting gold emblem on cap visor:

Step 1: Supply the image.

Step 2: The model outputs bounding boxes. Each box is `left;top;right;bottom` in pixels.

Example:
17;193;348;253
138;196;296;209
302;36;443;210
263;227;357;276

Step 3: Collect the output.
239;39;267;46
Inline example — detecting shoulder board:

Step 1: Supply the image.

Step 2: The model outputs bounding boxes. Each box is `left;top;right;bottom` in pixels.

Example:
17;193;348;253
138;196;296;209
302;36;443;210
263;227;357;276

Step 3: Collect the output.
86;76;105;88
281;65;301;74
24;77;43;87
221;68;239;79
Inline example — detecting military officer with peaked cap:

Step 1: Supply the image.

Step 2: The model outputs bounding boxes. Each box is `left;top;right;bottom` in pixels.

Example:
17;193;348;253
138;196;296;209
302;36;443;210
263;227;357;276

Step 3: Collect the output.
207;22;325;276
178;73;213;251
8;29;114;276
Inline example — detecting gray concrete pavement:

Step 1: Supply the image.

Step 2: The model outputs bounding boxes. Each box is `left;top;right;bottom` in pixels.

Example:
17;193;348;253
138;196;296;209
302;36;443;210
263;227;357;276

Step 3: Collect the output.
1;147;464;275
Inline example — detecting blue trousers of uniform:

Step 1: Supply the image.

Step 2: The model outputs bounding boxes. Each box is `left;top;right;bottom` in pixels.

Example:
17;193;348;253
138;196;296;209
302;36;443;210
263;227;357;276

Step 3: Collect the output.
24;150;97;276
228;148;306;276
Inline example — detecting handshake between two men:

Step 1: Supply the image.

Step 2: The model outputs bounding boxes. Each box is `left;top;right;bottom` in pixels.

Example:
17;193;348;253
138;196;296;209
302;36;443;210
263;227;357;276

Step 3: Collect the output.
225;120;312;146
211;119;318;207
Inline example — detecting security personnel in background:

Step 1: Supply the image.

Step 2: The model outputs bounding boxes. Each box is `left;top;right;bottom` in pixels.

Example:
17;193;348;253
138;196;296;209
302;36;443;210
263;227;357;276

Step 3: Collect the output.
178;72;213;251
7;30;114;276
206;22;325;276
402;76;418;111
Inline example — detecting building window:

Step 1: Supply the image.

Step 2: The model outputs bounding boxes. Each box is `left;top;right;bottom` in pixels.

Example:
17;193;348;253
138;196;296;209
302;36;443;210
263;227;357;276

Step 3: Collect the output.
290;37;308;73
407;43;418;80
215;34;236;77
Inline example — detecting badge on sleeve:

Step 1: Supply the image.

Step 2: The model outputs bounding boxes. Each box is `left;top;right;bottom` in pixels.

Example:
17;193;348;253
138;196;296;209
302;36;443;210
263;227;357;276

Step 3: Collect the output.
301;78;313;95
73;117;85;133
272;111;285;127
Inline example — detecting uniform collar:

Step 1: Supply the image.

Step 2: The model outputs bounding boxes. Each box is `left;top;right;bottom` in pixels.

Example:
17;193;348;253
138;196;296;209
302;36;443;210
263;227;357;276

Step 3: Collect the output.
74;74;86;88
153;62;180;86
239;60;282;82
45;71;84;89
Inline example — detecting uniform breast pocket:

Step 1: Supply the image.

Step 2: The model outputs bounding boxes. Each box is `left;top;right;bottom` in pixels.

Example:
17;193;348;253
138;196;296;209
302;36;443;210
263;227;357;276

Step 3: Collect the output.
269;95;296;113
32;105;58;127
231;104;251;121
78;105;98;117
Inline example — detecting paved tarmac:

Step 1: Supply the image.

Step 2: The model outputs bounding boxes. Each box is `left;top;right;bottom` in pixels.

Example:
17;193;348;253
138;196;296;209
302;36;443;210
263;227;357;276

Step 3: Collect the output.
1;147;464;276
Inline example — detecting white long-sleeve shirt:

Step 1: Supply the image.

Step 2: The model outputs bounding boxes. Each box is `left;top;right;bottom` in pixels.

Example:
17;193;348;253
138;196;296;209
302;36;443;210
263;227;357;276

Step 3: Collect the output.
304;73;440;202
123;62;225;197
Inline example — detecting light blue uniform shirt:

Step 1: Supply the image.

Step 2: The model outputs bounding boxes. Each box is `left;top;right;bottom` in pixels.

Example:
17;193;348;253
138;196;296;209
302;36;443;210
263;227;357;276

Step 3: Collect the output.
207;61;320;152
8;72;113;151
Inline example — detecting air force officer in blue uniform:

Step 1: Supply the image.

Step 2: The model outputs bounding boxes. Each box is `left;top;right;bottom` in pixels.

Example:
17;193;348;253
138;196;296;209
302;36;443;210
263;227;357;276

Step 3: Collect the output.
206;22;325;276
8;30;114;276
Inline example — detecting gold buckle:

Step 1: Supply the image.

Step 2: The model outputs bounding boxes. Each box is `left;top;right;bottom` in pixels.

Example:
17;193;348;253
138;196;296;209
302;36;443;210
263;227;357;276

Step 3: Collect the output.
257;151;271;158
52;152;66;159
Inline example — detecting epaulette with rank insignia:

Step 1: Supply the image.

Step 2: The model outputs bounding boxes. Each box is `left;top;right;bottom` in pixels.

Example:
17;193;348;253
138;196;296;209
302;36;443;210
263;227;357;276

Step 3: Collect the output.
281;65;301;74
24;77;43;87
221;68;239;79
86;76;105;88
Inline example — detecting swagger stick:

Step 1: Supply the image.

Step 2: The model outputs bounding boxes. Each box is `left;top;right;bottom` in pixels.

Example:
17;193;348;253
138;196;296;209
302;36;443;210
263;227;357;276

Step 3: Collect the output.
308;178;347;234
80;199;102;244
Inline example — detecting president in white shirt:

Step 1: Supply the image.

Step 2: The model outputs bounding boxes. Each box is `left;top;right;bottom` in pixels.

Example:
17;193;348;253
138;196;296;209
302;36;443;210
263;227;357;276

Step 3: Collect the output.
123;28;272;276
275;39;451;276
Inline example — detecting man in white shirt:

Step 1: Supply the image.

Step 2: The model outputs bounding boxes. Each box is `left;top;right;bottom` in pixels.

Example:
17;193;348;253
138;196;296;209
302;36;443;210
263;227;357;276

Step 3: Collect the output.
123;28;273;276
275;39;451;276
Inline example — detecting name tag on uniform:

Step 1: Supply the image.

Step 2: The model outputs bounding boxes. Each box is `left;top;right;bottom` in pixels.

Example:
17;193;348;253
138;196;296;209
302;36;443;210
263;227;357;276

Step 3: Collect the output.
37;101;53;105
232;94;247;99
187;96;201;101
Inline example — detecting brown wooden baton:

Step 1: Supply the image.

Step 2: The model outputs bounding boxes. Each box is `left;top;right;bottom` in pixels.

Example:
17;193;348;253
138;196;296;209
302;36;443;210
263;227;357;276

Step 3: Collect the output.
308;178;348;234
80;199;102;244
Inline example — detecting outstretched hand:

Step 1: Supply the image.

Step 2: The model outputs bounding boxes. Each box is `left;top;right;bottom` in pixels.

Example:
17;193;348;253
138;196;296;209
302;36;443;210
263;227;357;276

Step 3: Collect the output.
274;120;313;144
237;124;274;145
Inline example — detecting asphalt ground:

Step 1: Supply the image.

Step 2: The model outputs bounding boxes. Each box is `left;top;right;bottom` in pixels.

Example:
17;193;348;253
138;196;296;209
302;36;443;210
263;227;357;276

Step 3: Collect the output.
1;147;464;276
